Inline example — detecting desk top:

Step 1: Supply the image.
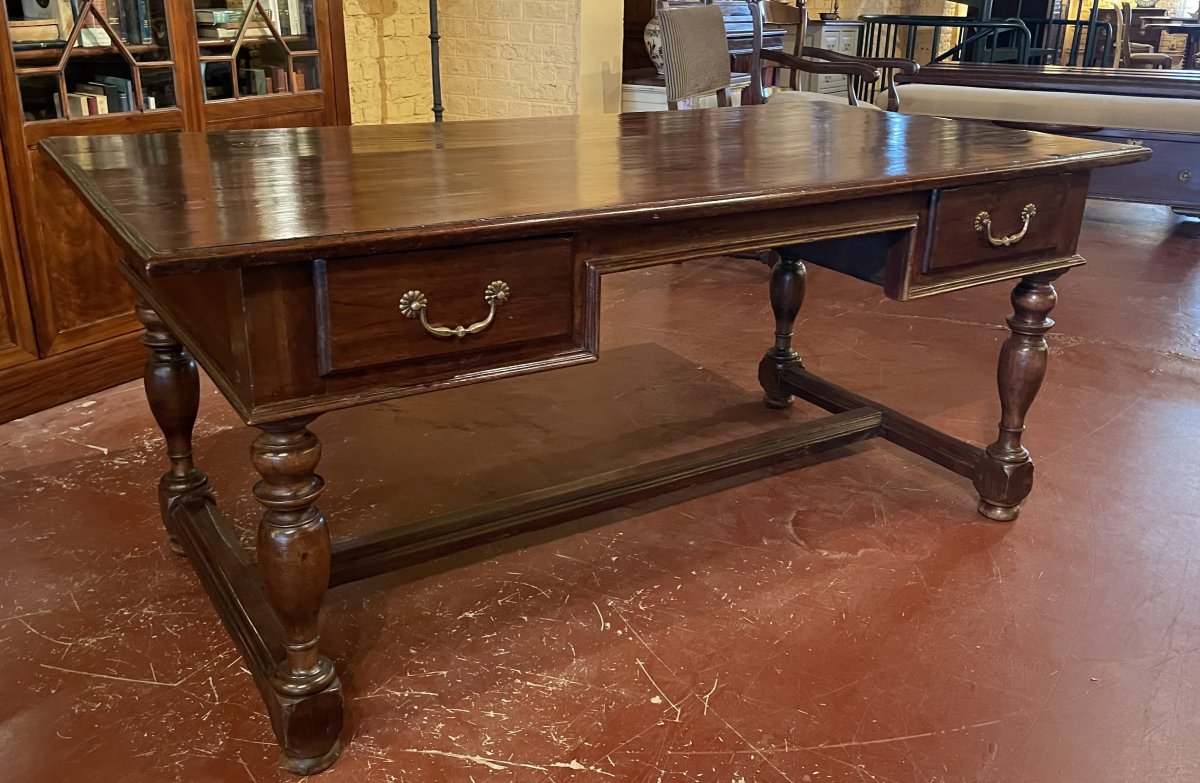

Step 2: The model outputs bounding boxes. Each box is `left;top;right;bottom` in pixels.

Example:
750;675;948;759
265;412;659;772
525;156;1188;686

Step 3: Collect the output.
897;64;1200;100
42;102;1145;276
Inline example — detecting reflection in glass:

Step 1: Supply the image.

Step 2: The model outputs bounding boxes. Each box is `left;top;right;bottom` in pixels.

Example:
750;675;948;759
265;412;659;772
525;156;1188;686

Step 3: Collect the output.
17;73;60;121
141;66;176;109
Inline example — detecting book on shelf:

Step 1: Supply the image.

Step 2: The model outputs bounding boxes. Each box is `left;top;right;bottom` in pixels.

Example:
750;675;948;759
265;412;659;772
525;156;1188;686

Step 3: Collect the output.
9;20;63;42
94;75;134;112
76;0;113;46
276;0;305;36
246;66;267;95
197;23;271;39
76;83;110;114
11;39;68;50
65;92;91;117
194;9;246;24
251;0;281;31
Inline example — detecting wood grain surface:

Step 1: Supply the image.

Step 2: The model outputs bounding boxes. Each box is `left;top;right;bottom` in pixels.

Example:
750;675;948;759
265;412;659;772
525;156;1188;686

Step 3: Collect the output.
41;102;1148;276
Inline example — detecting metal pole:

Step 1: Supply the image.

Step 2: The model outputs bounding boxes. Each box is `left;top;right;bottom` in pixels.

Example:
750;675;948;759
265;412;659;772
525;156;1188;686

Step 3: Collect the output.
429;0;444;122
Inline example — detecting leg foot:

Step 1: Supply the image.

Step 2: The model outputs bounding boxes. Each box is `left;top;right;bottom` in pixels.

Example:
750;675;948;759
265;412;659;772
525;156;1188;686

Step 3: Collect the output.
252;419;343;772
135;300;210;553
759;255;807;408
973;272;1063;520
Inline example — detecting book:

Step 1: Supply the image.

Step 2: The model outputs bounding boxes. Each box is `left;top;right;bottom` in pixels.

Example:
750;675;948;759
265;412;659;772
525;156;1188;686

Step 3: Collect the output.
96;74;133;112
9;20;62;42
66;92;91;117
11;39;68;50
76;83;109;114
89;78;124;113
247;66;267;95
78;0;113;46
269;65;287;92
197;23;269;39
119;0;150;44
251;0;281;29
283;0;304;35
194;9;245;24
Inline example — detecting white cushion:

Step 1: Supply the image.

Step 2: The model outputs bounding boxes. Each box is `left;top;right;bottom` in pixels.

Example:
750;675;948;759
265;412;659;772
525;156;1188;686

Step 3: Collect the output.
896;83;1200;134
771;89;883;110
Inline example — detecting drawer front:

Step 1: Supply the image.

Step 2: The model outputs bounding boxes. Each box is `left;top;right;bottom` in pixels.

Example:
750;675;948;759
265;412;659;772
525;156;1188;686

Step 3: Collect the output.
316;237;581;375
836;31;857;55
1087;136;1198;207
925;174;1076;273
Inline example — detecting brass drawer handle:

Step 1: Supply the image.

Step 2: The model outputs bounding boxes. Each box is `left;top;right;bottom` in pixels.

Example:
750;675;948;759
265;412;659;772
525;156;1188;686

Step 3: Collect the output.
975;203;1037;247
399;280;510;339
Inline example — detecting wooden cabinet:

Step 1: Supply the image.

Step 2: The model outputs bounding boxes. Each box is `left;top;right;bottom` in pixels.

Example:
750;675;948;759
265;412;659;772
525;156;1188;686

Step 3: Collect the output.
0;0;350;422
0;133;36;372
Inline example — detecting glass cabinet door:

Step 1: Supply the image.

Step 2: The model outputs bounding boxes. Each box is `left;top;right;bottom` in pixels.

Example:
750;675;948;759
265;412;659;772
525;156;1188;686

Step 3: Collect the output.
194;0;320;101
6;0;178;121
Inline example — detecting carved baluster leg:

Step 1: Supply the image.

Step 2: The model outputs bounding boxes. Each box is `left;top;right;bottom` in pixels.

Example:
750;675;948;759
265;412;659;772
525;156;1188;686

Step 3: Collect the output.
135;300;210;554
251;419;343;774
974;272;1064;521
758;254;806;408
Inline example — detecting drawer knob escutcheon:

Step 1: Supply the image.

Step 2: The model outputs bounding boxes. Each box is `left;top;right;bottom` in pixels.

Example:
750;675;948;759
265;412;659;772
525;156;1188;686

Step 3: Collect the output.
975;203;1037;248
398;280;511;339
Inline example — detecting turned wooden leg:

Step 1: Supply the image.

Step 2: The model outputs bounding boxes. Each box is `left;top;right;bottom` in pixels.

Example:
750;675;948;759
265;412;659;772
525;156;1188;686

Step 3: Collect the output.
251;419;343;774
758;254;806;408
973;272;1063;521
135;300;210;554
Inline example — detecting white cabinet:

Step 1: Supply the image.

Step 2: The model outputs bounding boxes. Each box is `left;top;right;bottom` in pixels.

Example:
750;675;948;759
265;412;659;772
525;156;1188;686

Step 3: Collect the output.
780;21;864;102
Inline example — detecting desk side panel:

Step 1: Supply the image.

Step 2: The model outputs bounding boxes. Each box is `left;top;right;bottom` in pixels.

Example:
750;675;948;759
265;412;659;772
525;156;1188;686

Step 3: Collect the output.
125;264;254;417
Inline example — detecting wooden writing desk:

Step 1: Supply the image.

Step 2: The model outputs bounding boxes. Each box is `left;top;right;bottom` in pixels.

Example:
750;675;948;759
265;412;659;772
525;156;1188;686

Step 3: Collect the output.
41;104;1146;774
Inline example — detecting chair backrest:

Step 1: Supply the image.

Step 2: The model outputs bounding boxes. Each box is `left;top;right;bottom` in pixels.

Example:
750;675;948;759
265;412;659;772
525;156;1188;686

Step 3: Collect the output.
759;0;808;89
1115;2;1134;67
657;2;736;107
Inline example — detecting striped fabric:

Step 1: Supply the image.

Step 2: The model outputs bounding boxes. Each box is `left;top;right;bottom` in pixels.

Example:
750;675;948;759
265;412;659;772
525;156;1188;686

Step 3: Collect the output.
658;5;733;104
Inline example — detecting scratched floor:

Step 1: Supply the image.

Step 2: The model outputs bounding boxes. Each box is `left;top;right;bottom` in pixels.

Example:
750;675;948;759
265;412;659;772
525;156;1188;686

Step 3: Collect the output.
1;200;1198;783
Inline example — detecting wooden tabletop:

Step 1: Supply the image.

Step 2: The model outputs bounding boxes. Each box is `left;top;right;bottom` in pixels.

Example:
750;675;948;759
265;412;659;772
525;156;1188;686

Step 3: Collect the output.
896;63;1200;100
41;103;1146;276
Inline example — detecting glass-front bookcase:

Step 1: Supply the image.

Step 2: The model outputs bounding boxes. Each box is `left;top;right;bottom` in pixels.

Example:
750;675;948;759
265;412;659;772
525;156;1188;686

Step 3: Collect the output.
3;0;339;123
0;0;346;420
7;0;178;121
196;0;321;102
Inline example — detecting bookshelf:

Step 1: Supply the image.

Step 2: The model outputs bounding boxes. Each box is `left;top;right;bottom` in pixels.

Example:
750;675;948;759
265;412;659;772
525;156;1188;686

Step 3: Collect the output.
0;0;350;422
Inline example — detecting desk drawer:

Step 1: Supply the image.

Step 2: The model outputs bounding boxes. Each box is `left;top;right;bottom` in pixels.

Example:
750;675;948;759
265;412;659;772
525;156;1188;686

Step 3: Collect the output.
925;174;1074;272
316;238;580;375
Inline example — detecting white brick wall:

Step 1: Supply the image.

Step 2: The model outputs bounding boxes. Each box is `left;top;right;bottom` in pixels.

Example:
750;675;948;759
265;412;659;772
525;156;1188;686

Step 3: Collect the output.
344;0;435;124
440;0;581;119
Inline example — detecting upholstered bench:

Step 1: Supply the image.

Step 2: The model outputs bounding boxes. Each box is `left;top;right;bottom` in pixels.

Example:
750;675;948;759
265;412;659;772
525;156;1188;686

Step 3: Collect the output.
894;65;1200;217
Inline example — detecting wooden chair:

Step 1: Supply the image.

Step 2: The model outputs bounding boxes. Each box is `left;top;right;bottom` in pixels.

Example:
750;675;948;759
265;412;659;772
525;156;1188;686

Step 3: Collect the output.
1116;3;1173;69
657;1;739;109
755;0;919;111
657;1;917;112
759;0;805;90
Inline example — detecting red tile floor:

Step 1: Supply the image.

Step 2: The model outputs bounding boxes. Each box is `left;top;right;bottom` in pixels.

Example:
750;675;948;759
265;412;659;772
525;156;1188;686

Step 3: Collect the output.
1;201;1198;782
